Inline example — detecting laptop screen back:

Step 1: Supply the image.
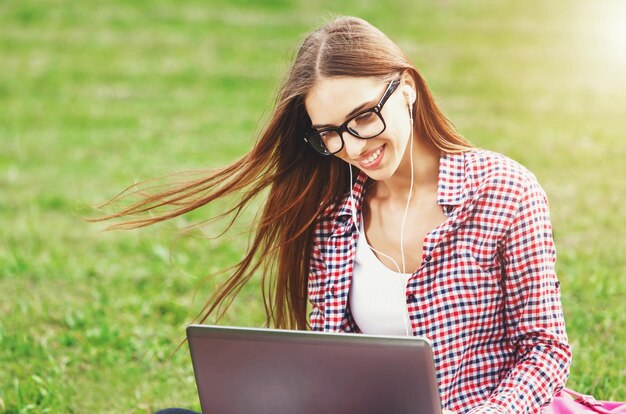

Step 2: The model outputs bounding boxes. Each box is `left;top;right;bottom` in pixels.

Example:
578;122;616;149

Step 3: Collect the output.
187;325;442;414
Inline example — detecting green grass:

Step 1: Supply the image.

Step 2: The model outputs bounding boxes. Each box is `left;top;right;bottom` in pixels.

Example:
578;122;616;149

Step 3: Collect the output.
1;0;625;412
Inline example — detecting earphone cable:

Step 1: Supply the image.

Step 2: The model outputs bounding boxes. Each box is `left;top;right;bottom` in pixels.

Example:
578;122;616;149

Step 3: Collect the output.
399;109;415;273
348;103;416;275
348;165;403;273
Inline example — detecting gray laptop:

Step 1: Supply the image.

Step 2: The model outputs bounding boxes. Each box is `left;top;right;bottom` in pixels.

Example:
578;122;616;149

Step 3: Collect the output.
187;324;443;414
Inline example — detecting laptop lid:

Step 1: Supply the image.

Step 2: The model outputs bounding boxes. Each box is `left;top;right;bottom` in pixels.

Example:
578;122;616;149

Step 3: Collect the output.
187;324;442;414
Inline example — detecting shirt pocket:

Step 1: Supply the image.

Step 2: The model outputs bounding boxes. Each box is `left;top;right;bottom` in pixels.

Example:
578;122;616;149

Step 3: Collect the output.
434;245;505;331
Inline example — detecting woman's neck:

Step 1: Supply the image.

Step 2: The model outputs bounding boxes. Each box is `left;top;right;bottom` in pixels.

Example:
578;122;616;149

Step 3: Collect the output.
373;137;440;202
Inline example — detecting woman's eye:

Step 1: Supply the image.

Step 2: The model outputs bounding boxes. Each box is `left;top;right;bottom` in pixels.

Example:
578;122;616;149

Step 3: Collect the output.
354;111;375;124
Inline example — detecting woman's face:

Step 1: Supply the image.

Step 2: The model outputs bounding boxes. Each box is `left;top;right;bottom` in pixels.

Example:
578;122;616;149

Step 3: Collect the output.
304;75;414;181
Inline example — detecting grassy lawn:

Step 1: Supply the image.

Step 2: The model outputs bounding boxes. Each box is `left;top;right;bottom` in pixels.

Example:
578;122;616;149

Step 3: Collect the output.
1;0;624;412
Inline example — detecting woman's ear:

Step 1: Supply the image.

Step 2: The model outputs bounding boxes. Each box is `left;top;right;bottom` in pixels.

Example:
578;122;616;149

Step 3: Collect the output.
401;73;417;105
403;86;416;105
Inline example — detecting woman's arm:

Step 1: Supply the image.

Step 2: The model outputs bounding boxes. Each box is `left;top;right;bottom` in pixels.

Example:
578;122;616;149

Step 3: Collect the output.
308;237;327;331
467;179;572;414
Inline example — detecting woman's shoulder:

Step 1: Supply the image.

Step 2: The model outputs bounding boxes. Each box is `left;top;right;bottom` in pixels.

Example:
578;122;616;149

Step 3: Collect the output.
461;148;544;195
452;148;552;215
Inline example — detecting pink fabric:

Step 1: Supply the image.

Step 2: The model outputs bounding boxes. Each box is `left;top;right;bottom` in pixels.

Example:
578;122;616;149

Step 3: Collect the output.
544;388;626;414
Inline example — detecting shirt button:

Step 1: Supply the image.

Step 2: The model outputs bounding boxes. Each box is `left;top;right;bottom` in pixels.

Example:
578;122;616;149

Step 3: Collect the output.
407;294;416;303
424;254;432;262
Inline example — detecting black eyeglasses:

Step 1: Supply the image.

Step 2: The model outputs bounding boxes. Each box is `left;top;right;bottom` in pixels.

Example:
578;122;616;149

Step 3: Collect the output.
303;77;402;156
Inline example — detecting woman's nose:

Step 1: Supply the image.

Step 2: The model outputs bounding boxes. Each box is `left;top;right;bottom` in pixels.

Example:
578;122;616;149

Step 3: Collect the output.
342;133;368;159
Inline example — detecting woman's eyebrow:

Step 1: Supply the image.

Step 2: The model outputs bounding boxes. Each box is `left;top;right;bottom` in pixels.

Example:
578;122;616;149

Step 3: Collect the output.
311;99;376;129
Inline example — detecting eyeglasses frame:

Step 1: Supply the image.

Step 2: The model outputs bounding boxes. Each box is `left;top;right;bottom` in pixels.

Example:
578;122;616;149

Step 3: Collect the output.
303;76;402;156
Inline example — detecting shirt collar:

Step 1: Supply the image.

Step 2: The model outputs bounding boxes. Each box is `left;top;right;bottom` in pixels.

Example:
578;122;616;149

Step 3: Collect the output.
332;151;467;230
437;151;465;207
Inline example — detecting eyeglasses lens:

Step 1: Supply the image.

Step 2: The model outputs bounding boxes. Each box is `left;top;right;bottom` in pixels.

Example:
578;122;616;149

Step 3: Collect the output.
309;110;384;155
347;111;384;138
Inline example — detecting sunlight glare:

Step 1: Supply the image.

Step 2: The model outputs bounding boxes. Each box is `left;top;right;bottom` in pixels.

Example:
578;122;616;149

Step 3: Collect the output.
570;0;626;90
586;0;626;67
598;2;626;66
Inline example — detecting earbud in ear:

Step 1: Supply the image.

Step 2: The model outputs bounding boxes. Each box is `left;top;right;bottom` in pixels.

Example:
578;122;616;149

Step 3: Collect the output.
404;87;416;105
406;89;415;120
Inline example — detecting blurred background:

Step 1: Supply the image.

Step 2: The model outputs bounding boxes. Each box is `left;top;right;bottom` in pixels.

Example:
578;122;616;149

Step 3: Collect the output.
1;0;624;412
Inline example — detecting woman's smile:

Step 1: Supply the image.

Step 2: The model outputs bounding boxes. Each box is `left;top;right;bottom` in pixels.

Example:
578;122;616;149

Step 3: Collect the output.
356;144;385;170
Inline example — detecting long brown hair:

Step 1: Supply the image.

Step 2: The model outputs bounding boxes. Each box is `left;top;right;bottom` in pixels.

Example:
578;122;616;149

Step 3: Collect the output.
88;16;472;331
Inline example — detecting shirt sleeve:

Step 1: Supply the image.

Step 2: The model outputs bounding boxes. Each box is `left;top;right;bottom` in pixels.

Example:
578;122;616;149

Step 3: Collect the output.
467;179;572;414
308;236;326;331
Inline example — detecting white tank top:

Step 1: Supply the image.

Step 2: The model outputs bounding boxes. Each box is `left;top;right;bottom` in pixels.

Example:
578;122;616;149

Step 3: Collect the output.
349;216;413;336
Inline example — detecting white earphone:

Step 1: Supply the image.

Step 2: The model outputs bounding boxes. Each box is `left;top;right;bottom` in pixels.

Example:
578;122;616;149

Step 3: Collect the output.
347;98;415;275
404;86;416;105
345;80;416;336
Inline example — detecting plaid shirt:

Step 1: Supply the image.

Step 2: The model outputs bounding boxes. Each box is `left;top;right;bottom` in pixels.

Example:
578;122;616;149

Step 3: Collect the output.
308;149;571;414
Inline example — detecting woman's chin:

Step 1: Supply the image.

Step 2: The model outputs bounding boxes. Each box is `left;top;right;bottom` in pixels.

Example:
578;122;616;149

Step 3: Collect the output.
359;163;396;182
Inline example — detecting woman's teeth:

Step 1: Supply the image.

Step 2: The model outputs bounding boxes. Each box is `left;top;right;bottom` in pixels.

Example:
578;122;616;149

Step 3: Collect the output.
365;147;383;164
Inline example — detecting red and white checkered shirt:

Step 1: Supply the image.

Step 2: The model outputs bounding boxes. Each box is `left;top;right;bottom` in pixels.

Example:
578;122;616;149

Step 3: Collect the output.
308;149;571;414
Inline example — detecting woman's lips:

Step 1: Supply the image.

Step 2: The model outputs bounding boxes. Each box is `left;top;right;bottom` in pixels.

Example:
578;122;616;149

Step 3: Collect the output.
357;145;385;169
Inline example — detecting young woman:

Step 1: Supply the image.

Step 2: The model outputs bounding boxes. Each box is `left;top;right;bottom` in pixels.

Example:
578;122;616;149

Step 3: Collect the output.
96;16;571;414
